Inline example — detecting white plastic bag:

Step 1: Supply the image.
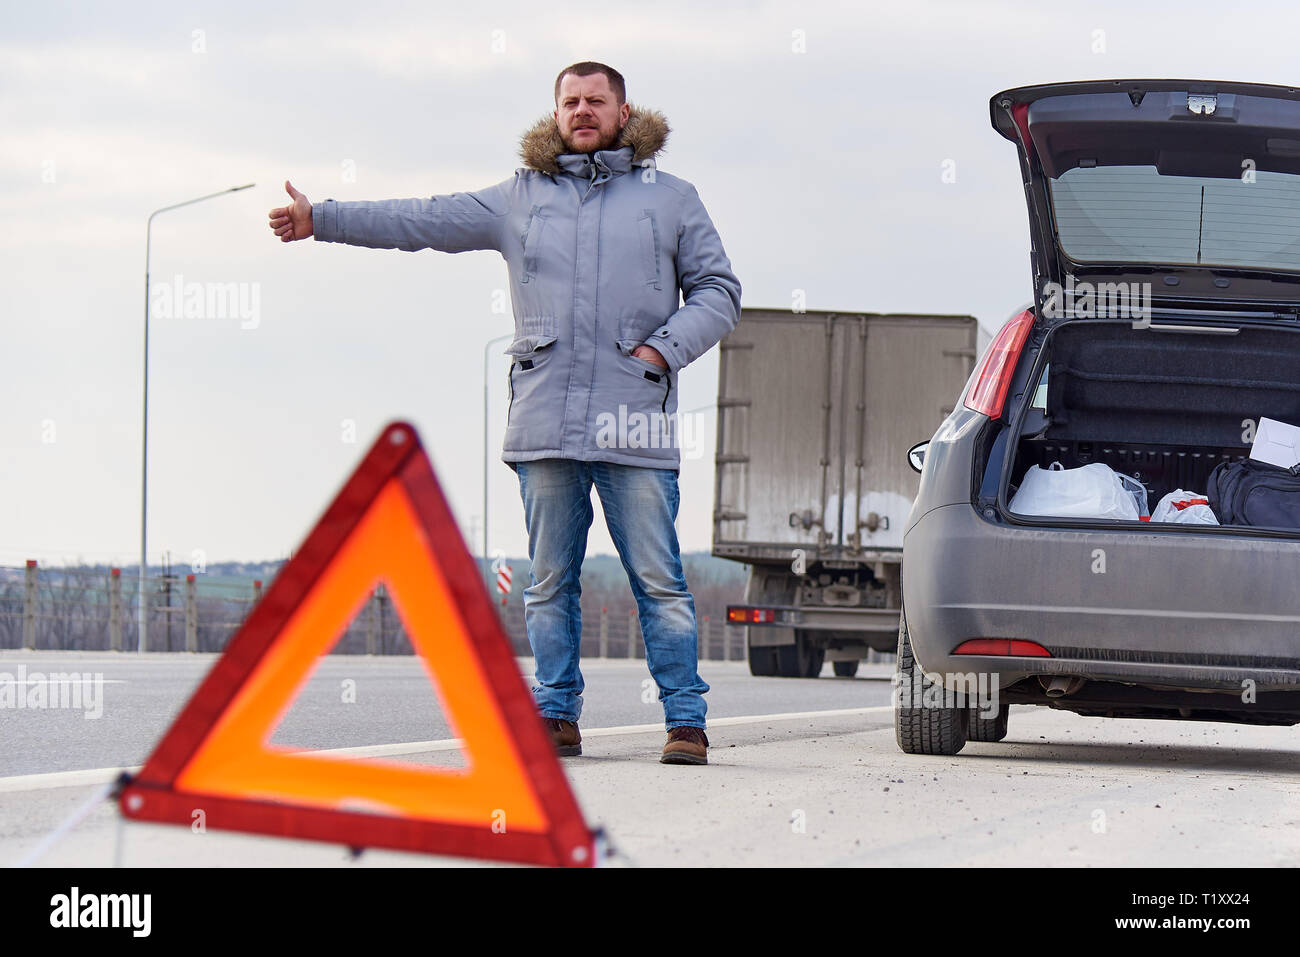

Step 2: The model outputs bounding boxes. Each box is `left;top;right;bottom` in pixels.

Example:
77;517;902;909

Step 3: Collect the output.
1010;462;1148;520
1151;489;1219;525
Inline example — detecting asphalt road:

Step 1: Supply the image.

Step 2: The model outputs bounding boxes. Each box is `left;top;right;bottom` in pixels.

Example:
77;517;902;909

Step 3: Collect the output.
3;652;1299;867
0;652;892;777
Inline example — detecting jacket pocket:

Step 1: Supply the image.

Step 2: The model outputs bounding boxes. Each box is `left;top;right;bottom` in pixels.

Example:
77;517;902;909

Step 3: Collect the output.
615;312;663;359
616;351;674;414
636;210;662;290
614;323;670;385
505;315;558;363
520;206;547;284
505;317;563;452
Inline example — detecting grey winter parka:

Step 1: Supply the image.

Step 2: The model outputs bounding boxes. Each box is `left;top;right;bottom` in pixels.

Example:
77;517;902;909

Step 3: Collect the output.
310;105;742;469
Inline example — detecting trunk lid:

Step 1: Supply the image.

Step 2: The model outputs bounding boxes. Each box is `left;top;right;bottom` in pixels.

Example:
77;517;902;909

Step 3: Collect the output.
990;80;1300;324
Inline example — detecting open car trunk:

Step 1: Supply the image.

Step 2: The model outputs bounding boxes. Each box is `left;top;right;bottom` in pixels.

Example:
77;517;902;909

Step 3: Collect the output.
1004;318;1300;530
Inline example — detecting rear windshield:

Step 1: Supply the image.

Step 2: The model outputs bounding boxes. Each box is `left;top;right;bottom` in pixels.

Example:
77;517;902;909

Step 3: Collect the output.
1049;165;1300;272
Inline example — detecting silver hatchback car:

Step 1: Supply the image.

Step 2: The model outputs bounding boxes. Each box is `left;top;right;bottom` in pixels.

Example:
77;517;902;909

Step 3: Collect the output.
900;79;1300;755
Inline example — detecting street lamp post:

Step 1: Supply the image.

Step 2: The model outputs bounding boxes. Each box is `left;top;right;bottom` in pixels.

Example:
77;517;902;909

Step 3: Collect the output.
483;332;514;592
140;183;254;653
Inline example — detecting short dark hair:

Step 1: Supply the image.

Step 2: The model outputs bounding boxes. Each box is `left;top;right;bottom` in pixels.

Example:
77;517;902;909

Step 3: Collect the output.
554;61;626;105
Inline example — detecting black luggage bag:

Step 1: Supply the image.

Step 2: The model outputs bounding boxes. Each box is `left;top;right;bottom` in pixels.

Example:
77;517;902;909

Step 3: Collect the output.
1207;459;1300;528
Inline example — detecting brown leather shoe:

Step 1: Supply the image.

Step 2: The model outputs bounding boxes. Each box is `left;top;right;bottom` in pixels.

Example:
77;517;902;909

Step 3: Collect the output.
543;718;581;756
661;726;708;765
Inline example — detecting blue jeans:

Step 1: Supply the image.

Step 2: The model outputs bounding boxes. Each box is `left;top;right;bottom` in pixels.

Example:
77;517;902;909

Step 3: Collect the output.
513;459;708;730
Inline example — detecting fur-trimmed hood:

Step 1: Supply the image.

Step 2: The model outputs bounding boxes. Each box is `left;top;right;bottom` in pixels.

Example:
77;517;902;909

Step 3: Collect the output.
519;105;670;175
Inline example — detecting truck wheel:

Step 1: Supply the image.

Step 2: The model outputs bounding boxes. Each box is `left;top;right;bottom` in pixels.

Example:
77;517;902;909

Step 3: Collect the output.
748;644;779;676
776;631;825;678
803;642;826;678
967;704;1010;742
894;606;968;755
833;660;859;678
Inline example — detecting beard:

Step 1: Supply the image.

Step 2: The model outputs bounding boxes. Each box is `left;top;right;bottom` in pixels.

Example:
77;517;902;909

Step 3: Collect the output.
560;118;624;154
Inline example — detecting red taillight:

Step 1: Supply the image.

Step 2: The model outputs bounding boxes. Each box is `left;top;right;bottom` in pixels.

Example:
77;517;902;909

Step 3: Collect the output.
727;607;775;623
952;638;1052;658
964;309;1035;419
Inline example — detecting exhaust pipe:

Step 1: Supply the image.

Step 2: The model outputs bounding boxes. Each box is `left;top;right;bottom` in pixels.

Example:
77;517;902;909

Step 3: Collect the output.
1040;675;1085;698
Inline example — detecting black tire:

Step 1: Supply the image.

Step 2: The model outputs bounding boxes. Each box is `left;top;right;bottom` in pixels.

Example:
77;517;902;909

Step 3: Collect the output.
776;632;825;678
894;605;968;755
748;643;779;676
833;660;859;678
967;703;1010;742
804;641;827;677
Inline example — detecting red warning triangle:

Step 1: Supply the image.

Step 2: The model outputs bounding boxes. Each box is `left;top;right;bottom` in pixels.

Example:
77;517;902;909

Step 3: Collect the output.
118;422;595;867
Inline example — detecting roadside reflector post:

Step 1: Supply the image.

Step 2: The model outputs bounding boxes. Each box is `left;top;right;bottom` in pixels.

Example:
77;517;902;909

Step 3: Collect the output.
700;615;712;660
23;560;37;650
598;606;608;658
185;574;198;652
494;562;512;609
724;623;737;661
109;568;123;652
627;610;638;658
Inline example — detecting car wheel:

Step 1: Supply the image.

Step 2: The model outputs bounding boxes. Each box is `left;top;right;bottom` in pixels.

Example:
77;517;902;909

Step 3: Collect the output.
833;660;859;678
894;605;968;755
967;703;1010;742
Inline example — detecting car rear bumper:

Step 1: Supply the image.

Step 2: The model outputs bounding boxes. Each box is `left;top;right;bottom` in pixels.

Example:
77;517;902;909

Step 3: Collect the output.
903;503;1300;693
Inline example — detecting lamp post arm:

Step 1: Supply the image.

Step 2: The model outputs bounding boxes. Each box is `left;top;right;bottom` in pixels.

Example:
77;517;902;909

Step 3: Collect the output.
148;184;256;225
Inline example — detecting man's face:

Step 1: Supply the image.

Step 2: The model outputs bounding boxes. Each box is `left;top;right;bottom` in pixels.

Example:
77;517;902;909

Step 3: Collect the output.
554;72;630;154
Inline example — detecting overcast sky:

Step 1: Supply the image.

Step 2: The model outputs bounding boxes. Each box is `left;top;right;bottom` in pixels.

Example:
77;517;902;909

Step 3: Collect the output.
6;0;1300;570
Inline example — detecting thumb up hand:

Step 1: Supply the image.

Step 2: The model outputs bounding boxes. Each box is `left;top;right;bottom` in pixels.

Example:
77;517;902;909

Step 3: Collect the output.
268;180;313;242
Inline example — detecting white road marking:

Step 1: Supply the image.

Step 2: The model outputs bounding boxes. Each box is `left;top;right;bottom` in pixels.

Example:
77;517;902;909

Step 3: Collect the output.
0;706;893;793
1;679;126;685
0;767;140;793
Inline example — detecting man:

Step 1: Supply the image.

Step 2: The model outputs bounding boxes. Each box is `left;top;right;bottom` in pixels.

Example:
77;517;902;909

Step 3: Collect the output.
268;61;741;765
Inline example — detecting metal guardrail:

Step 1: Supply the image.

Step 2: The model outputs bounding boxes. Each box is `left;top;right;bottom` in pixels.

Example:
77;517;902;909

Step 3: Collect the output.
0;562;266;653
0;562;748;660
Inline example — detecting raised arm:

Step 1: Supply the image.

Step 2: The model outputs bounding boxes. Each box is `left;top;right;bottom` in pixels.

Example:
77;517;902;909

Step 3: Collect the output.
267;177;514;253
